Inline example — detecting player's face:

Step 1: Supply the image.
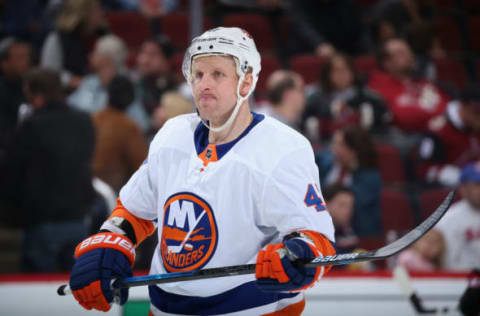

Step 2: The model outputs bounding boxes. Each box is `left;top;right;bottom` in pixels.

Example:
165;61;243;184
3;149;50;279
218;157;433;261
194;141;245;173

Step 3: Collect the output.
191;55;239;125
328;192;354;228
331;131;356;168
384;39;415;75
137;41;169;76
330;56;353;91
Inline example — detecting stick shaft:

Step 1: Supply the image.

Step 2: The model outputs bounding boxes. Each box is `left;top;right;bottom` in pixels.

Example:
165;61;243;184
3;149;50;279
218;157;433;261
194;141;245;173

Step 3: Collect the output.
58;190;455;296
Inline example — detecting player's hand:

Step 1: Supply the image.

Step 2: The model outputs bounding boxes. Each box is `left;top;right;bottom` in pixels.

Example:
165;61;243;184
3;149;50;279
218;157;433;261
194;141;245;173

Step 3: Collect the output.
69;232;135;311
255;238;321;292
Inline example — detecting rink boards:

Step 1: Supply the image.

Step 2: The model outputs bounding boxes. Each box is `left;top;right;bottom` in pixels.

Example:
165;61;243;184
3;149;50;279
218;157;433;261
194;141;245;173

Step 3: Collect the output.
0;271;468;316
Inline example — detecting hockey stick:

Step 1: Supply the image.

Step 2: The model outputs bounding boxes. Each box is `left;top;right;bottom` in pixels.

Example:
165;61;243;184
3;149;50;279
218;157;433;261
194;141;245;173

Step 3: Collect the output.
393;265;458;315
58;190;455;296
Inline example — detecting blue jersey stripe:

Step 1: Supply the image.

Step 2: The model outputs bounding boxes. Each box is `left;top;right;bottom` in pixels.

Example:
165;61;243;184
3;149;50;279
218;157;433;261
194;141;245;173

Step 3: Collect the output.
149;280;298;315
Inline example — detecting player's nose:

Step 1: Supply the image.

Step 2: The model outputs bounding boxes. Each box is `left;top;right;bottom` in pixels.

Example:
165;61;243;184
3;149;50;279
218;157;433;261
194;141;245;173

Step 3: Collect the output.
197;74;216;91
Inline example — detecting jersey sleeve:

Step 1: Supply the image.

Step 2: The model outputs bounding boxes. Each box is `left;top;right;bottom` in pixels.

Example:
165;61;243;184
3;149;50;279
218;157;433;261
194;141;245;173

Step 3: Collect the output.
258;145;335;242
119;142;161;221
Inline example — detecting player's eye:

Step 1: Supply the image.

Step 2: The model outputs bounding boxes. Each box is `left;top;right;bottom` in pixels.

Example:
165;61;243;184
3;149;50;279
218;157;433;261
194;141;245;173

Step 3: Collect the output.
193;71;203;80
214;71;224;78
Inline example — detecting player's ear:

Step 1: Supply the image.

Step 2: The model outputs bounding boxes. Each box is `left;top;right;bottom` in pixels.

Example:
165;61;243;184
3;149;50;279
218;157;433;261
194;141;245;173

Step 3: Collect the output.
240;72;253;97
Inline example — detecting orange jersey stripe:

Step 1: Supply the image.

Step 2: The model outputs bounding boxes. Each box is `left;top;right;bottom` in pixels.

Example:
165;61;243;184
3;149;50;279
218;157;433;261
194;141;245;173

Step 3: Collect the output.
261;298;305;316
110;199;155;246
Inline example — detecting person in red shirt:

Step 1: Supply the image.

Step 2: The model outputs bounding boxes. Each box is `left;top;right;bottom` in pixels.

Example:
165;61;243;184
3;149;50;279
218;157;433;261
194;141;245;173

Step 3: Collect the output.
368;38;449;134
417;86;480;187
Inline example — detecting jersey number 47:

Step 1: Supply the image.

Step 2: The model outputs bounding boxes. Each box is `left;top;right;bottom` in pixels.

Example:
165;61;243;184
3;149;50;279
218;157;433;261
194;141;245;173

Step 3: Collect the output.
304;184;327;212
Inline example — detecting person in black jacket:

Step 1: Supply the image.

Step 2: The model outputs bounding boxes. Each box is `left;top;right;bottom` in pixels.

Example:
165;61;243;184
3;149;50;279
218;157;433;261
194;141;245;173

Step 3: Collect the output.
303;54;390;142
0;37;32;157
0;68;96;272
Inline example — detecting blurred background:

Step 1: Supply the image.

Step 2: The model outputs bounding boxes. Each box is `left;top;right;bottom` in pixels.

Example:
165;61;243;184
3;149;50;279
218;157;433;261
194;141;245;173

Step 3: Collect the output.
0;0;479;314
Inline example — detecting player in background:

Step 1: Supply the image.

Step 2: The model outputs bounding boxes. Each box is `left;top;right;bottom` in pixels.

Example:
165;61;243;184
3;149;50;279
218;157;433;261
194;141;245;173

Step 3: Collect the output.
67;27;336;315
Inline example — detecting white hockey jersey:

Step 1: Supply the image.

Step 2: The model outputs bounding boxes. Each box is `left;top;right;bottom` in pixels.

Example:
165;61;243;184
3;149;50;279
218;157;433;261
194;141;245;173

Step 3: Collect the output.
119;112;335;315
436;199;480;270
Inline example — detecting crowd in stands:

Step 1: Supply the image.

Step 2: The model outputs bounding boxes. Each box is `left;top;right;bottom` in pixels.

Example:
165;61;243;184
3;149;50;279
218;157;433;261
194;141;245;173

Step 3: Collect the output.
0;0;479;273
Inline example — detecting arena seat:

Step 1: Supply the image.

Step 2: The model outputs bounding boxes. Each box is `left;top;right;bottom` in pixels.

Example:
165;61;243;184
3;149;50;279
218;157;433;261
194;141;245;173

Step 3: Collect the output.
105;11;152;49
223;13;275;53
353;55;376;79
434;57;468;90
255;55;282;99
419;187;459;220
380;188;415;233
160;13;214;51
289;55;325;85
376;143;406;186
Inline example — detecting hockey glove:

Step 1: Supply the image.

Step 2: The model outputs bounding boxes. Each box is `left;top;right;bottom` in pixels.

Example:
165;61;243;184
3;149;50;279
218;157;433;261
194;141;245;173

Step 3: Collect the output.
69;232;135;311
255;236;326;292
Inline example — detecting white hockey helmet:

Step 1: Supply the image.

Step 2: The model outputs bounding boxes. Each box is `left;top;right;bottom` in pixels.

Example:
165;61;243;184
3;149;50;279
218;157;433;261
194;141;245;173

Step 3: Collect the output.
182;27;262;132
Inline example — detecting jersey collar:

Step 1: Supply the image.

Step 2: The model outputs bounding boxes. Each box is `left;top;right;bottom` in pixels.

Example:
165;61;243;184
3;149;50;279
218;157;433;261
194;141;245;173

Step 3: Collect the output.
194;112;264;162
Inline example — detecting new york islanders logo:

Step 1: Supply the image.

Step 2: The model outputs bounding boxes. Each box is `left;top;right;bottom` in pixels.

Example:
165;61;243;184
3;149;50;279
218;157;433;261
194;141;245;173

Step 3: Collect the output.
161;192;218;272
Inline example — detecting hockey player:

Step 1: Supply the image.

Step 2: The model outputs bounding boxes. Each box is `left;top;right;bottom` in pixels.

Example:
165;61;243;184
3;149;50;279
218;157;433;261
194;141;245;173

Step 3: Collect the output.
68;27;336;315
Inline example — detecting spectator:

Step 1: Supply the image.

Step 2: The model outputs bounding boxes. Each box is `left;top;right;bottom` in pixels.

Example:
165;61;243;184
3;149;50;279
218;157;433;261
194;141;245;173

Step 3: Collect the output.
432;162;480;271
417;86;480;187
397;230;444;271
68;34;149;131
259;70;305;130
40;0;107;90
134;38;176;116
149;91;193;140
0;68;95;272
371;0;446;78
0;37;32;153
284;0;370;58
317;126;382;236
323;184;359;254
369;38;449;136
92;75;148;193
304;54;390;141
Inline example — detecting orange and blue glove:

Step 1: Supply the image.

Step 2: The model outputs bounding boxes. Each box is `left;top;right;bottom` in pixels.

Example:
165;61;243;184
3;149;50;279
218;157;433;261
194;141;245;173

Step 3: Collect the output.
69;232;135;311
255;232;334;292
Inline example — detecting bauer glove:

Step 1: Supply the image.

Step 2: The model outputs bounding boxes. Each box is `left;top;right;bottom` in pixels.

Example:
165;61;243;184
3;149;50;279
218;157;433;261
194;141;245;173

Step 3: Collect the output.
255;233;334;292
69;232;135;311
